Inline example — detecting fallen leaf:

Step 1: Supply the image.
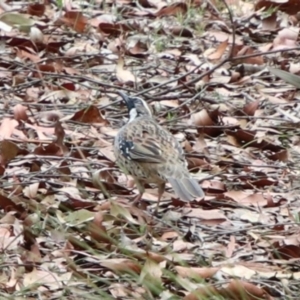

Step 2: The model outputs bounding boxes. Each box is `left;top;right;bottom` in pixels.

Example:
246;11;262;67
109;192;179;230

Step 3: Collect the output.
71;106;108;124
116;56;137;84
156;2;188;17
58;11;87;33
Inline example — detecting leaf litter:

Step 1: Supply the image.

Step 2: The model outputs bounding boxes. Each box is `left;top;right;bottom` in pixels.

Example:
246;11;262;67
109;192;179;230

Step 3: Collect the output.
0;0;300;299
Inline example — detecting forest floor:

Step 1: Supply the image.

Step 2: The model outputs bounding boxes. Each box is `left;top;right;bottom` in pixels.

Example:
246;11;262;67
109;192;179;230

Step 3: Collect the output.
0;0;300;299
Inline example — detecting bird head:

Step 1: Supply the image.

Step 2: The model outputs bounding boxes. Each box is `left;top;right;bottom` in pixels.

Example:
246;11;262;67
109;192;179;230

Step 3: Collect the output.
118;91;152;122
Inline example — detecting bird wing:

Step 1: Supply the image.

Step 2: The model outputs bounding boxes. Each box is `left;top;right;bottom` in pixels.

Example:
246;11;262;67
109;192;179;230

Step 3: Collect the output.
128;135;165;163
118;120;184;164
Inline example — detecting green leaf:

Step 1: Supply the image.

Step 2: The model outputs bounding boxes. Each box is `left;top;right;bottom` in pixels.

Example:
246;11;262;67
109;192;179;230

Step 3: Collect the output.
268;67;300;89
110;202;139;224
58;209;95;227
0;12;35;32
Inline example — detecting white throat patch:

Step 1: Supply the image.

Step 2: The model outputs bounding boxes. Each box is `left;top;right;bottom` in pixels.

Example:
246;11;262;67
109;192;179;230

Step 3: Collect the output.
128;108;138;123
140;98;152;116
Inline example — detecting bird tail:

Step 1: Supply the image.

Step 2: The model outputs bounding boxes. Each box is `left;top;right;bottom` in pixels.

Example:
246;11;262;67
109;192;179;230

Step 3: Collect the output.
167;177;205;201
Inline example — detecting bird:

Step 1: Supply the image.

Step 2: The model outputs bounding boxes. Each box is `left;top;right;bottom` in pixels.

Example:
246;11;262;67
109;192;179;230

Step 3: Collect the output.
114;91;205;209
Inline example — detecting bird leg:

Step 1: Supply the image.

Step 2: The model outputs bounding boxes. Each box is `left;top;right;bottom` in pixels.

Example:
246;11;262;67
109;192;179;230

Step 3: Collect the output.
155;182;166;213
132;193;143;206
132;179;145;206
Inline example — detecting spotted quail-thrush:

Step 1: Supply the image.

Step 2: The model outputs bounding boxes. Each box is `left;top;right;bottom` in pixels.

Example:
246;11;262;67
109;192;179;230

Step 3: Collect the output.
114;91;205;206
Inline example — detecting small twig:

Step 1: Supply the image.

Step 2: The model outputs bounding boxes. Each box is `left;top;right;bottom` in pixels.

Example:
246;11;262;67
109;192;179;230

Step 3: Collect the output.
146;0;236;101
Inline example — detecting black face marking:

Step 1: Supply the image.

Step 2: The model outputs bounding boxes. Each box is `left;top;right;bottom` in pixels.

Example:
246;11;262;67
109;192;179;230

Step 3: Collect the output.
125;98;136;112
119;140;134;159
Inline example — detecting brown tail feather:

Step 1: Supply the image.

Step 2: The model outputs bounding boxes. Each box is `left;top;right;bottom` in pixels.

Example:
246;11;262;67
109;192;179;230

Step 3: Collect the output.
168;177;204;201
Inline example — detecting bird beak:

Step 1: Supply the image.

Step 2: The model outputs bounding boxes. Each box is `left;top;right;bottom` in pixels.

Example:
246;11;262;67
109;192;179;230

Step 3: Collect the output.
118;91;130;104
118;91;135;111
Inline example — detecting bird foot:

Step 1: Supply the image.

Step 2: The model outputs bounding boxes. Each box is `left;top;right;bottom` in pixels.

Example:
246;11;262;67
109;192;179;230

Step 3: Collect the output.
132;194;143;206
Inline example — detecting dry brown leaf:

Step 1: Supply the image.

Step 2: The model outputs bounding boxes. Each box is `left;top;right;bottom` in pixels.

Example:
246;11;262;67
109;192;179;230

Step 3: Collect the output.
222;280;273;300
184;286;219;300
156;2;188;17
261;13;277;31
202;180;226;193
160;100;179;108
58;11;87;33
161;231;179;240
116;56;137;84
0;140;19;165
190;109;221;136
175;266;219;278
191;109;215;127
243;100;260;116
13;104;28;121
273;27;299;50
271;242;300;259
88;212;111;243
169;26;193;37
182;208;227;223
235;46;264;65
208;39;229;60
140;259;163;285
267;149;289;161
27;3;45;17
0;119;18;139
23;268;72;289
16;49;41;62
127;40;148;57
255;0;300;15
0;193;23;213
186;157;207;170
71;106;108;124
33;143;62;156
100;258;142;274
99;22;131;36
24;243;42;264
